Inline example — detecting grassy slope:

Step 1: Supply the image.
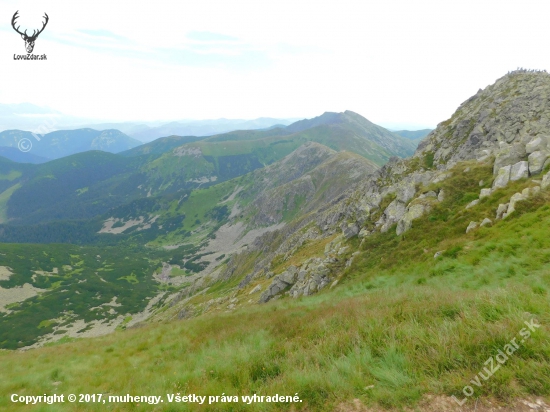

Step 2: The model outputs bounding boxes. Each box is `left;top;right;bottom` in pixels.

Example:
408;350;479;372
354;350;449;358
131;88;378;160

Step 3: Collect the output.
1;161;549;410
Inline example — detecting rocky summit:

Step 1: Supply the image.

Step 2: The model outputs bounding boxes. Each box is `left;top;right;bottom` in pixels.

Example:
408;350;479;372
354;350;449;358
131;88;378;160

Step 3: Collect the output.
162;69;550;310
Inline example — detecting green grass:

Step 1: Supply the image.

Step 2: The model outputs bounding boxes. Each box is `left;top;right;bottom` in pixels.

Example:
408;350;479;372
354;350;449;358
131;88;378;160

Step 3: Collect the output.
0;183;21;223
1;161;550;410
0;170;22;181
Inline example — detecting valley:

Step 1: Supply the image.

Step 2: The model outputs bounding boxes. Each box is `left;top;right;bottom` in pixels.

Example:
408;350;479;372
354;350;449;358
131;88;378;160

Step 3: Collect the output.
0;71;549;411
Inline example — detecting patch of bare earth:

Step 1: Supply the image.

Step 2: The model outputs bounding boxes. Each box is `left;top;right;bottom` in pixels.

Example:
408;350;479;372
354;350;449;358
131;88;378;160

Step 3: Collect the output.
334;396;550;412
0;283;45;313
21;291;169;349
99;217;145;234
98;216;160;234
153;263;202;287
196;220;285;276
0;266;13;281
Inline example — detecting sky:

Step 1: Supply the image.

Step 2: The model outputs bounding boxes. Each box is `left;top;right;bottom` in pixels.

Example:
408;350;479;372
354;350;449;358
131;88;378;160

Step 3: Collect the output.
1;0;550;129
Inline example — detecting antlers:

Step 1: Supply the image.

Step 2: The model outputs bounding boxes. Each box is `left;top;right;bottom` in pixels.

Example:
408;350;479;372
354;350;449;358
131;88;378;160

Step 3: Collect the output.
11;11;25;36
34;13;49;38
11;11;49;39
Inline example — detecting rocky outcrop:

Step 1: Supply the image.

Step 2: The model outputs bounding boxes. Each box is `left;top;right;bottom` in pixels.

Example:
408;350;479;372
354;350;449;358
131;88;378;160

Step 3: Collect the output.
259;266;299;303
208;71;550;304
288;258;332;298
396;198;435;235
493;165;511;189
510;161;529;181
480;218;492;227
415;71;550;171
466;221;478;233
528;151;549;175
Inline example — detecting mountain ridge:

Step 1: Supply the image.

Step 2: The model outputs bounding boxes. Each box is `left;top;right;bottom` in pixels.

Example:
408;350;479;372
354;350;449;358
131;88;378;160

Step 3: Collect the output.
0;128;141;160
1;71;550;411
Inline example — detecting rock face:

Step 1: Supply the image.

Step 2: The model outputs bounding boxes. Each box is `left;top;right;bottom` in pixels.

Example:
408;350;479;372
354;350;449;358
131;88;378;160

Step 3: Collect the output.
396;200;434;235
416;70;550;172
215;70;550;303
258;239;345;303
259;266;299;303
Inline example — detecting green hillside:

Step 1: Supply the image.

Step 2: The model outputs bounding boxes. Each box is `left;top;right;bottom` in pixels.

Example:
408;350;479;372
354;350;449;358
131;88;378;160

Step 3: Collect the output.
392;128;433;140
0;160;549;410
142;111;416;196
2;71;550;411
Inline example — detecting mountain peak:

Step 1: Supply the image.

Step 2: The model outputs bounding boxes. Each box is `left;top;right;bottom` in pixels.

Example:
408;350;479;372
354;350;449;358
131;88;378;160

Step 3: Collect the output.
416;70;550;172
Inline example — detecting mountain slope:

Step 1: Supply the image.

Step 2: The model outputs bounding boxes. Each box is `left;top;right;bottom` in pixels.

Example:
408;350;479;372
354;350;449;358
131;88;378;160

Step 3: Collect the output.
200;70;550;305
286;110;417;158
119;135;208;158
1;72;550;411
140;111;415;196
0;141;379;348
392;129;433;140
4;151;143;225
0;128;141;160
0;148;49;164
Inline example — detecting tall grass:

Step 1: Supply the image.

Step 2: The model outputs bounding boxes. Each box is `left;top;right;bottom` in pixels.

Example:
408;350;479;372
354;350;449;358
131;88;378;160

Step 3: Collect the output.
1;161;550;411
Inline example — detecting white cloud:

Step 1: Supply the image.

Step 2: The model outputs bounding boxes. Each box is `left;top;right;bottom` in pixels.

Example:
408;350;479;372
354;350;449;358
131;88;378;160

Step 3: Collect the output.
1;0;550;128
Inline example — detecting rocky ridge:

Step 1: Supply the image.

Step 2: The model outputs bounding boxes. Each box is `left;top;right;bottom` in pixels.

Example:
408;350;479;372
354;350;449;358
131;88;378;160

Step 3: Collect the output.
165;70;550;313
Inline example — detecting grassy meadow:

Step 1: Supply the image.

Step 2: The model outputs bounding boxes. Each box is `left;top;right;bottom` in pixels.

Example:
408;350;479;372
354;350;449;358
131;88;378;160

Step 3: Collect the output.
1;161;550;410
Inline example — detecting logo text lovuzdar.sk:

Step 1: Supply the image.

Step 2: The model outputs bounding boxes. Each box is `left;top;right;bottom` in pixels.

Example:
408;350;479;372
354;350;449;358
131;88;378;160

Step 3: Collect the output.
11;10;49;60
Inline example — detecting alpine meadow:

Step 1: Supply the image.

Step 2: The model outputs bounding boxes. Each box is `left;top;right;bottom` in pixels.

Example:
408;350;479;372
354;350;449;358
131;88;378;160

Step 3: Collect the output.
2;1;550;411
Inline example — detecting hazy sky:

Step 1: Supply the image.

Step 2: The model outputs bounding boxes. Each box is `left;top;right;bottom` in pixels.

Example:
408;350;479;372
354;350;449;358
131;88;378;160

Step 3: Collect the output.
1;0;549;129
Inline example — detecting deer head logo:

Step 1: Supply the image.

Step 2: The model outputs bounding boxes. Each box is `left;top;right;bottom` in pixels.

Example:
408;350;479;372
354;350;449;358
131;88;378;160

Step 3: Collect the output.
11;11;49;54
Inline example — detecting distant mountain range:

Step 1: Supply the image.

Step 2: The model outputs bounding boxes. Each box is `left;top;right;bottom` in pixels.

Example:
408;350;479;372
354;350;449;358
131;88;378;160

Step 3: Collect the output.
83;117;301;142
392;129;433;140
0;103;301;143
0;110;416;226
0;147;49;164
0;129;141;161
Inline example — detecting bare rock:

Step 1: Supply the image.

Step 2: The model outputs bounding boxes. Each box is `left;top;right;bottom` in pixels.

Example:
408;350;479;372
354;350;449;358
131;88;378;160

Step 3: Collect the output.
496;203;509;219
528;150;550;175
526;135;548;154
493;165;512;189
480;218;492;227
342;223;360;239
466;221;478;233
249;285;262;295
510;160;529;181
396;201;432;235
506;192;528;216
379;199;406;233
465;199;480;209
479;188;492;198
493;143;526;174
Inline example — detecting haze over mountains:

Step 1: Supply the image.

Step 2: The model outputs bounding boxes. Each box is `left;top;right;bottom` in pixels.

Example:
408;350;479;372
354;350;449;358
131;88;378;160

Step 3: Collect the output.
0;129;141;163
0;110;418;166
1;71;550;410
0;103;300;143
